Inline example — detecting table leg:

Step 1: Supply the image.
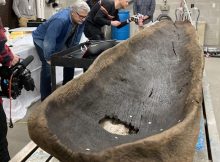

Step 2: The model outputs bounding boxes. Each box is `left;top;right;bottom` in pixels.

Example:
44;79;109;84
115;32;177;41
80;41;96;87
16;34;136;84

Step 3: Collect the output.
51;66;57;91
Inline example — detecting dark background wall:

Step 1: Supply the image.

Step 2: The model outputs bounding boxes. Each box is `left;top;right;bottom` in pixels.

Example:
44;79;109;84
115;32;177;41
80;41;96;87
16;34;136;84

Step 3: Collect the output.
0;0;18;28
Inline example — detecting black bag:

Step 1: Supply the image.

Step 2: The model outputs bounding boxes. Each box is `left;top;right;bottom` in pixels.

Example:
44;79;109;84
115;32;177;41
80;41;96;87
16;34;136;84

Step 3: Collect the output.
82;40;118;59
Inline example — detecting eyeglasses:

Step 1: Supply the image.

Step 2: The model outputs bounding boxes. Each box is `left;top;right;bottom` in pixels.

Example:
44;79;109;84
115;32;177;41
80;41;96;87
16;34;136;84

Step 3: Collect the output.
75;11;87;20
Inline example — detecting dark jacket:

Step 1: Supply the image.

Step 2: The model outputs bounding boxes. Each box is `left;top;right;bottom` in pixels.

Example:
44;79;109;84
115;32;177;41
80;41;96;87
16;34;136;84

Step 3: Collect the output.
85;0;119;28
86;0;99;8
0;18;14;104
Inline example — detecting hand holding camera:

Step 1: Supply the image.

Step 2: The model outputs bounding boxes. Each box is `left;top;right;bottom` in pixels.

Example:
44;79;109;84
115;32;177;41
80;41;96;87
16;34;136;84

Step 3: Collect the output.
0;55;35;99
130;13;144;23
11;53;20;66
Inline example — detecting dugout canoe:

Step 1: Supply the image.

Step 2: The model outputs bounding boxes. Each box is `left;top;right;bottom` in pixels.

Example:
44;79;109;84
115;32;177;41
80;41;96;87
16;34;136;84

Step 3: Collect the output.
28;20;204;162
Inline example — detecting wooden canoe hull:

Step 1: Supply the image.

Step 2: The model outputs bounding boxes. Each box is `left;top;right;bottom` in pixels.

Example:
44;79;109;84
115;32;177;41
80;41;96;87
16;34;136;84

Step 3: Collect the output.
28;20;204;162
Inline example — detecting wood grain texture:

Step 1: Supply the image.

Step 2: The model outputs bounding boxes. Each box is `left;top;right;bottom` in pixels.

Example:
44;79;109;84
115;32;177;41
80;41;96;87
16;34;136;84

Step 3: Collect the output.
28;20;204;162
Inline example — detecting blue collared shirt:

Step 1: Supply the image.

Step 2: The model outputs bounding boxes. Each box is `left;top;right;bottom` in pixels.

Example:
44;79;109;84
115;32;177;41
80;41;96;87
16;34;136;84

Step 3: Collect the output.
32;8;84;60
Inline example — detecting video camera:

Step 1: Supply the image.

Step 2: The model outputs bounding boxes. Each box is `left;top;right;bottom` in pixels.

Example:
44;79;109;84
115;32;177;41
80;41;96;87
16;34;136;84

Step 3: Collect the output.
130;13;144;24
0;55;35;99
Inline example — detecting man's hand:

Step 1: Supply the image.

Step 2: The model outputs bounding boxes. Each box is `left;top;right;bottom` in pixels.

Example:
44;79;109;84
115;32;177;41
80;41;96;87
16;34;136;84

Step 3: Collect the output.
143;15;149;20
130;13;144;24
138;17;144;27
11;54;20;66
111;21;121;27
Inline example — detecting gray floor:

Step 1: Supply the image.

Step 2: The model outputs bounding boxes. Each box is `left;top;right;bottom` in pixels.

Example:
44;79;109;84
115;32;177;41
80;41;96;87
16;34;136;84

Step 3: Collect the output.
204;58;220;134
6;57;220;159
7;101;40;158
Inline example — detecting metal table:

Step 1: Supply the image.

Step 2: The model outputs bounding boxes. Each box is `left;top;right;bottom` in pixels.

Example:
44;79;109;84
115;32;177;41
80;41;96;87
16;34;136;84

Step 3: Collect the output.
50;40;117;91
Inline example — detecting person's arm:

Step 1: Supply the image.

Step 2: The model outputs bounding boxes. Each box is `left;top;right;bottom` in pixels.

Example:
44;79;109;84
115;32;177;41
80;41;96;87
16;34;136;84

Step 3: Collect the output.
0;44;20;66
93;9;111;26
12;0;21;18
0;25;17;66
0;45;14;66
94;6;124;28
116;19;130;28
43;19;64;61
93;1;117;26
11;52;20;66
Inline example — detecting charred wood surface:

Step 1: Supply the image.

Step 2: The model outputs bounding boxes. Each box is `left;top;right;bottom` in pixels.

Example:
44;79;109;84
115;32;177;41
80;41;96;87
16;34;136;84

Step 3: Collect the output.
28;20;204;162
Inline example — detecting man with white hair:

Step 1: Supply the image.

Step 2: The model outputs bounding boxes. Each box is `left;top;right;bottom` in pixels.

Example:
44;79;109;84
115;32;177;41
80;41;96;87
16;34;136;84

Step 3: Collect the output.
32;0;90;101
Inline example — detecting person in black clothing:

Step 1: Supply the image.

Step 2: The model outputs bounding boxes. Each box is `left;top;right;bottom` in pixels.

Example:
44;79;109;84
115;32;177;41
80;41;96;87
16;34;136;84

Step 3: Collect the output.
84;0;129;40
0;1;20;162
86;0;99;8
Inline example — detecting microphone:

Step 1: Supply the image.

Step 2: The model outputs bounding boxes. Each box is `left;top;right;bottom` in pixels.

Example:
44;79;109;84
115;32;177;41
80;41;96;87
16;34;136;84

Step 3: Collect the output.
11;55;34;76
20;55;34;67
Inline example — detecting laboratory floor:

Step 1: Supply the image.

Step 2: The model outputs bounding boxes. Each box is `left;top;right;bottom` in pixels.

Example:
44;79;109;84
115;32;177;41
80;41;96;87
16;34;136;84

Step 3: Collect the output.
7;100;40;158
6;57;220;160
